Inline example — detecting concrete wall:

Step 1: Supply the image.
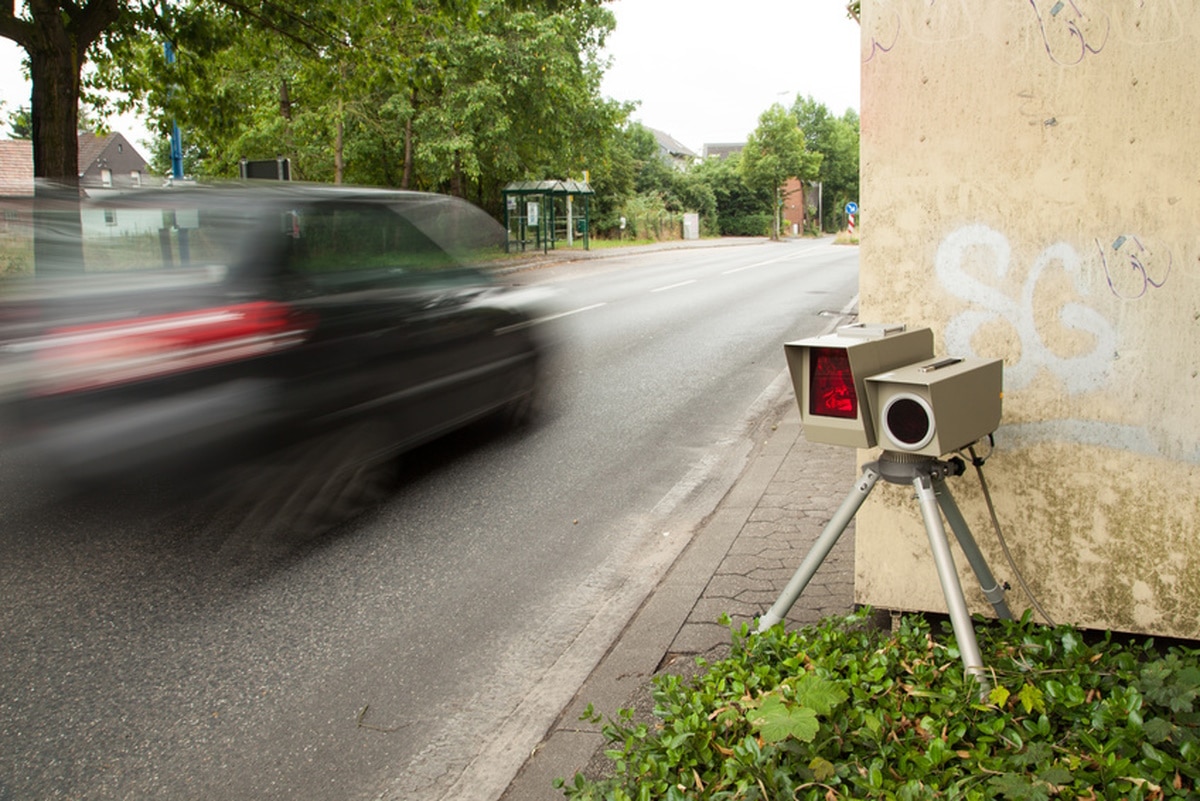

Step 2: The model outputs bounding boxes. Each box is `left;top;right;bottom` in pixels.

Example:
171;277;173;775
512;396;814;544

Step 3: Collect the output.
855;2;1200;639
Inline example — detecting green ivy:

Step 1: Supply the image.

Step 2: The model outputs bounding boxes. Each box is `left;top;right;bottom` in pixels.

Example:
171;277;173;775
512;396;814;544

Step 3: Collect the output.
559;609;1200;800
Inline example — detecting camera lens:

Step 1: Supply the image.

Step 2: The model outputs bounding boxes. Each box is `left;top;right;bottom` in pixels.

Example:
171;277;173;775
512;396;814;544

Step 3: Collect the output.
884;393;934;450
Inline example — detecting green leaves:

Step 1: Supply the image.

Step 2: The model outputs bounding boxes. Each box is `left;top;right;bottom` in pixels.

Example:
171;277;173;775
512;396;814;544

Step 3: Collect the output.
747;694;818;743
1018;682;1046;714
565;609;1200;800
788;94;859;231
740;103;822;238
793;673;849;715
84;0;619;209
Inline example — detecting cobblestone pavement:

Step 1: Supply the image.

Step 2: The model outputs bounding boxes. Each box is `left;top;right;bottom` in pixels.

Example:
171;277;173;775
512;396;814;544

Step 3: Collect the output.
500;394;861;800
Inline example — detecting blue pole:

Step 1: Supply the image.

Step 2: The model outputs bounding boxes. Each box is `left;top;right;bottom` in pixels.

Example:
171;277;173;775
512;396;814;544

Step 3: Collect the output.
163;40;189;266
164;41;184;180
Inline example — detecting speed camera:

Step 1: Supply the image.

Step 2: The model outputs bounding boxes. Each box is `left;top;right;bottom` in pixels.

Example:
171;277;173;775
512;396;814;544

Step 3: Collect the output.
785;324;1002;455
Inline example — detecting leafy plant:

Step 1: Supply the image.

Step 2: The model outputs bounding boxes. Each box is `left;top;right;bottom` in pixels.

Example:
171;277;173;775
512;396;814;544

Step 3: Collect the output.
560;608;1200;800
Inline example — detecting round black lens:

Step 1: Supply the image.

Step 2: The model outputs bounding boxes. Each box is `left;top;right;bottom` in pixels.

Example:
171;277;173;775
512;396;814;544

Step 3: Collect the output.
886;397;931;445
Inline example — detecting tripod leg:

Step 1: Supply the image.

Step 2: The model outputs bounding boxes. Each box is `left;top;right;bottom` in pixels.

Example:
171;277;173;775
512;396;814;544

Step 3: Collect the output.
756;465;880;633
913;475;988;688
935;483;1013;620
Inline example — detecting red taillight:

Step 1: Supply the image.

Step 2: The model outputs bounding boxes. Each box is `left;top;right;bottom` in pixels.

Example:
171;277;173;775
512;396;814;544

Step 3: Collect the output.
33;301;312;395
809;347;857;419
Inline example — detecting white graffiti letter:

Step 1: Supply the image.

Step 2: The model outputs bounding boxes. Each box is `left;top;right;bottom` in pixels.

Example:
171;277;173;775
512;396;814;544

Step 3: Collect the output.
936;224;1116;394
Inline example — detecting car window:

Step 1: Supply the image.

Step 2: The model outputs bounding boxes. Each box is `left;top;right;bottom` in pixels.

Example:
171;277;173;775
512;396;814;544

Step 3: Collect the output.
0;196;258;276
82;205;249;273
286;203;458;277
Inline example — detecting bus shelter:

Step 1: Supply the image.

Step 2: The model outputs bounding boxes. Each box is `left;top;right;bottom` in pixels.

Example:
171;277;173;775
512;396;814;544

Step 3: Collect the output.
502;180;594;253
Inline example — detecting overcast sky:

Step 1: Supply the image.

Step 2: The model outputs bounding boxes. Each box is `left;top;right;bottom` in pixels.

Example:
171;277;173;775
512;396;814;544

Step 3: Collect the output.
599;0;861;153
0;1;861;156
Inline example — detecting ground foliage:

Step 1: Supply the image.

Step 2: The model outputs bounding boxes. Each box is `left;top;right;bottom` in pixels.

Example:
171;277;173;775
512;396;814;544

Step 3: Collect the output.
560;608;1200;800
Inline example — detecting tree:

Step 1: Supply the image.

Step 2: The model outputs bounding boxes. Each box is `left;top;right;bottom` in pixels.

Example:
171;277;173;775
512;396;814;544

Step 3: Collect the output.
410;0;622;211
584;122;640;232
791;95;859;231
674;170;717;235
0;1;122;185
822;110;860;230
740;104;820;240
7;106;32;140
690;153;770;236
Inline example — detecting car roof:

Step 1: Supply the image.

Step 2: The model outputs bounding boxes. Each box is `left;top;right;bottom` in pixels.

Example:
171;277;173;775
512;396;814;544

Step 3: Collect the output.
82;181;452;210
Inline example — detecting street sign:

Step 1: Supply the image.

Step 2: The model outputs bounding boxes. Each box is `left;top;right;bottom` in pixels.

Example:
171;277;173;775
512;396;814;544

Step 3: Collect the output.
845;201;858;215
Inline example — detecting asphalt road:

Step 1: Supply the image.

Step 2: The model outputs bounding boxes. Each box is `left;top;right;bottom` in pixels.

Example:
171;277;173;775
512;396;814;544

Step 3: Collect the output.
0;238;858;801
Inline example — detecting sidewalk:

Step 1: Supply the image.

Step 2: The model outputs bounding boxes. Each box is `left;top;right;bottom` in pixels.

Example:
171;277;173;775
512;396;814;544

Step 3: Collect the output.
499;394;859;800
487;235;801;274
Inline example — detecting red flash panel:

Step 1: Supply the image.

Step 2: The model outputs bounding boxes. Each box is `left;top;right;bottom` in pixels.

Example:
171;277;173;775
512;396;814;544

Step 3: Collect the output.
809;347;858;419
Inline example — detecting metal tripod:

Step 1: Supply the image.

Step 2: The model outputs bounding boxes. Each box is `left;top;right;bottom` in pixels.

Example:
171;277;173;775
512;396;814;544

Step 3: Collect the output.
756;452;1012;685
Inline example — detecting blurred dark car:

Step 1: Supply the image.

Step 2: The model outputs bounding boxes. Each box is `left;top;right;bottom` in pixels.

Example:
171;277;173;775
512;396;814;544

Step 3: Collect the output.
0;183;551;538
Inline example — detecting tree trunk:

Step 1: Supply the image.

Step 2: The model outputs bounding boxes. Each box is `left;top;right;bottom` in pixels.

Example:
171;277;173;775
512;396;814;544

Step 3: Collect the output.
773;185;781;241
17;0;121;274
29;27;85;274
29;47;80;184
279;78;292;120
401;86;417;190
334;98;344;185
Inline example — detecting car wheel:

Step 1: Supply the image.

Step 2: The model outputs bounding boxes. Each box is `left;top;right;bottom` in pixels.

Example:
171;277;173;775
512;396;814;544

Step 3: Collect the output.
494;357;542;431
209;420;398;551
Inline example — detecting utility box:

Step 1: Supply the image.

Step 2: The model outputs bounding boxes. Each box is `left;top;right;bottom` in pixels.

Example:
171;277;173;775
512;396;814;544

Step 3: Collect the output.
867;357;1003;456
784;323;935;448
683;213;700;240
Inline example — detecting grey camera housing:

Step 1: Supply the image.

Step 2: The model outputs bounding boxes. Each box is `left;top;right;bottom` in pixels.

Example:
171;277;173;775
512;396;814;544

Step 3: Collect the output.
866;357;1003;456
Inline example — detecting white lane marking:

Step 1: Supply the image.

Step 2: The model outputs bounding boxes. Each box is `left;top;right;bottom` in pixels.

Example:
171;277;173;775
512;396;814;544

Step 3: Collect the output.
722;247;828;275
650;280;697;293
494;302;607;334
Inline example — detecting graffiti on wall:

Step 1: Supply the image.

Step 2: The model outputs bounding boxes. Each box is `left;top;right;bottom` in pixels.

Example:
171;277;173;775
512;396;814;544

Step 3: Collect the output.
1029;0;1108;65
867;1;1183;64
1096;235;1172;300
935;224;1197;462
935;223;1116;394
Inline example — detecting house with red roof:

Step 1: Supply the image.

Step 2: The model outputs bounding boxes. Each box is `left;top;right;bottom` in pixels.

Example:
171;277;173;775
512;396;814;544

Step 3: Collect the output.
0;131;150;198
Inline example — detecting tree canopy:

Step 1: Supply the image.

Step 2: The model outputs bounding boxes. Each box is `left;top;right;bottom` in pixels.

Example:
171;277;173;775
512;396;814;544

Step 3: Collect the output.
790;95;859;231
740;104;820;240
81;0;623;217
1;0;859;251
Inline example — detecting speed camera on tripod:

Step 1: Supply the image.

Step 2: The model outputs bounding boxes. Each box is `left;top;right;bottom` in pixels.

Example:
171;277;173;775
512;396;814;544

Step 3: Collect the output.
768;324;1011;686
785;323;1002;455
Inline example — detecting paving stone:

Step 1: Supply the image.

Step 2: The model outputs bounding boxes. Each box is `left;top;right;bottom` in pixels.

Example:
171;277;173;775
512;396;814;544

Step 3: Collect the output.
668;414;859;656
